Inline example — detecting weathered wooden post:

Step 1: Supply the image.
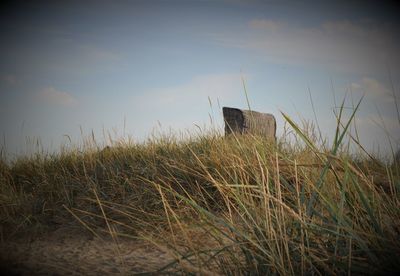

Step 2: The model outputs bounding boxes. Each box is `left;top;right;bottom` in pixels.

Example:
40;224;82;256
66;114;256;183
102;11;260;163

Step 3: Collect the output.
223;107;276;140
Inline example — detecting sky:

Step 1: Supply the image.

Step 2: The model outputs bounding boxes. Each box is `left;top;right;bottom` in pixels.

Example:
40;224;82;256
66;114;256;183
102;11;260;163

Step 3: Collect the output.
0;0;399;159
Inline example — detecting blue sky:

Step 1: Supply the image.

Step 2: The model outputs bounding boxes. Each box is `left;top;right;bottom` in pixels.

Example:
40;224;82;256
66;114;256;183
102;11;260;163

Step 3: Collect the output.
1;0;399;159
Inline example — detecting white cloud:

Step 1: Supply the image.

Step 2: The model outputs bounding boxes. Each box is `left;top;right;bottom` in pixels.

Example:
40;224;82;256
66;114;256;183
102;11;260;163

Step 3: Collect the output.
212;19;399;74
38;87;78;106
136;73;246;107
350;77;393;102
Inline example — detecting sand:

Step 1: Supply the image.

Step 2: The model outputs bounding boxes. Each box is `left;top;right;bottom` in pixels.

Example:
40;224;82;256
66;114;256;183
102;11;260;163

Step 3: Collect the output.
0;225;175;275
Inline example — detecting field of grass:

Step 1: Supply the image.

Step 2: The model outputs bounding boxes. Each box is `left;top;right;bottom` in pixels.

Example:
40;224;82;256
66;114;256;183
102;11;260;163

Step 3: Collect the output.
1;104;400;274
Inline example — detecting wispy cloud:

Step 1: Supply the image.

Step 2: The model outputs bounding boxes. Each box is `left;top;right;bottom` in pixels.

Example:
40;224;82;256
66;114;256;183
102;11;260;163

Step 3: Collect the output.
249;19;285;32
79;44;121;62
212;19;399;74
321;20;387;40
38;87;78;107
137;73;246;107
350;77;394;102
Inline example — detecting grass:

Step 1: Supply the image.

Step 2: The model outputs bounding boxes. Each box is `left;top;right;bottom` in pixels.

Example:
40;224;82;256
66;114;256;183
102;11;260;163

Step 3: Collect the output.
1;103;400;275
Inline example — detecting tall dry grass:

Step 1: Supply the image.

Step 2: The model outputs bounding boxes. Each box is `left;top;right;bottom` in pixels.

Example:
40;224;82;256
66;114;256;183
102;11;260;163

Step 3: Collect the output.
1;101;399;274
